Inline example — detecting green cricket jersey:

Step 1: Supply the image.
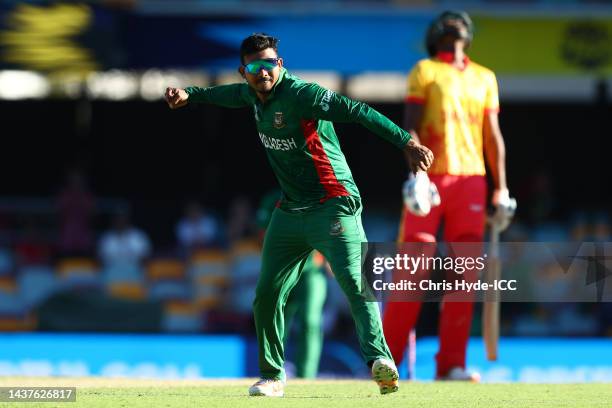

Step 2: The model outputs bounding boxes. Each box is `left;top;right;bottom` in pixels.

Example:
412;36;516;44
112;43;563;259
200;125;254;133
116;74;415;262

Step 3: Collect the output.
185;68;411;210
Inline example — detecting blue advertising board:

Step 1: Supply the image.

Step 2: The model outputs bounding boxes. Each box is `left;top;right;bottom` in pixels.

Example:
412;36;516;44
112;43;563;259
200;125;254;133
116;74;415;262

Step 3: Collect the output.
0;334;610;382
400;337;612;383
0;334;245;378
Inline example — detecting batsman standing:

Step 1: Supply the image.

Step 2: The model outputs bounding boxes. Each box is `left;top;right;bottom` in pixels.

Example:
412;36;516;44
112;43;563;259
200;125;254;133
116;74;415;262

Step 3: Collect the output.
164;33;433;396
382;11;514;381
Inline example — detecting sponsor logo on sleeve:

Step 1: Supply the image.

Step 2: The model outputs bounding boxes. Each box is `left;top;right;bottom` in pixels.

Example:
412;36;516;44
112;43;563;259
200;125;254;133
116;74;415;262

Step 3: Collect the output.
319;90;334;112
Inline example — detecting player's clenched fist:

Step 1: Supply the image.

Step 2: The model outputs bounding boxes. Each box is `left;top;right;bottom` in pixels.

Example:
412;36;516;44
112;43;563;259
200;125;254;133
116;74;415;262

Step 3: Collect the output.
164;87;189;109
404;139;434;173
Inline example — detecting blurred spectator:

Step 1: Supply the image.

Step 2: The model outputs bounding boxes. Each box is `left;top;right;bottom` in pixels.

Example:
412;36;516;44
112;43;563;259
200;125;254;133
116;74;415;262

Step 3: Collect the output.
176;202;222;252
56;169;96;256
14;217;52;266
226;196;256;244
98;211;151;268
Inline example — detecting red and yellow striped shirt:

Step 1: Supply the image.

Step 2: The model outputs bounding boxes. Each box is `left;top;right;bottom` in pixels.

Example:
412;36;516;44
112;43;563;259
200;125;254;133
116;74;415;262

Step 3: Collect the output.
406;54;499;175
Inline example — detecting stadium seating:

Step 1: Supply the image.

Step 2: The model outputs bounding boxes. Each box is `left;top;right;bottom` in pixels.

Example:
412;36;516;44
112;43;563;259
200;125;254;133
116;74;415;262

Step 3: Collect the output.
146;259;191;301
56;258;101;290
0;275;34;331
103;263;147;300
189;249;229;310
229;240;261;315
162;300;202;332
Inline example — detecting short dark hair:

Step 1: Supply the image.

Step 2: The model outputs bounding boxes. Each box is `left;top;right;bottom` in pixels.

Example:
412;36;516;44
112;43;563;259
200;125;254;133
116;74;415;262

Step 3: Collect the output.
240;33;279;64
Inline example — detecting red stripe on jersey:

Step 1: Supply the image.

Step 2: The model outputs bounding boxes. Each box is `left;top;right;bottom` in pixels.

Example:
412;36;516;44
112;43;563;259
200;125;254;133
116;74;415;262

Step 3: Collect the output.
405;96;425;104
301;119;350;202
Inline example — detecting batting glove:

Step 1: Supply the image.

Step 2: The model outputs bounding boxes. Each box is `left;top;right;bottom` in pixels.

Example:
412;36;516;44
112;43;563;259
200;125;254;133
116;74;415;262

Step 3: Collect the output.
490;189;517;232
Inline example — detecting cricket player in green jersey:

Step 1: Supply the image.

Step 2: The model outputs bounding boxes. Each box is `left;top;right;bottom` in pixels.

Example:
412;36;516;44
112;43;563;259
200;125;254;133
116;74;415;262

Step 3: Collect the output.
165;33;434;397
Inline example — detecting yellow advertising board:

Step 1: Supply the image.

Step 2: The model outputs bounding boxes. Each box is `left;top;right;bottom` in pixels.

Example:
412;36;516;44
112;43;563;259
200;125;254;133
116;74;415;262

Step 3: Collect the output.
469;16;612;75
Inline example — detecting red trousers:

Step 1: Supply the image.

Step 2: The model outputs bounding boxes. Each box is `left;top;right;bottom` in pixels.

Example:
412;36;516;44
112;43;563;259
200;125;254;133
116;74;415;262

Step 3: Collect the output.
382;175;486;377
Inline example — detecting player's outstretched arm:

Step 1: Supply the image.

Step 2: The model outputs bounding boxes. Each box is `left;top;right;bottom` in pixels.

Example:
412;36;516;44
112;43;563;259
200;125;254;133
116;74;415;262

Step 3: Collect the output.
164;87;189;109
299;83;416;150
165;84;251;109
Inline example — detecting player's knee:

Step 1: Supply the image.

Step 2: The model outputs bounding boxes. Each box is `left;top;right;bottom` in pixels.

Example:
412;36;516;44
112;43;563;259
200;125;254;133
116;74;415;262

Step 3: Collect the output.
404;232;436;243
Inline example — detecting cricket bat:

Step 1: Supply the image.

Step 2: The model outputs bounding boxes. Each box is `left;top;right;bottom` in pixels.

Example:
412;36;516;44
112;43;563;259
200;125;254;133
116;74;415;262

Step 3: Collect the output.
483;224;501;361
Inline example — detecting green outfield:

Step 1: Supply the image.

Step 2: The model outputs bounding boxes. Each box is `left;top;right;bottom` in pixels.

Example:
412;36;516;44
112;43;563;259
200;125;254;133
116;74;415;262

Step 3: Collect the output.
1;378;610;408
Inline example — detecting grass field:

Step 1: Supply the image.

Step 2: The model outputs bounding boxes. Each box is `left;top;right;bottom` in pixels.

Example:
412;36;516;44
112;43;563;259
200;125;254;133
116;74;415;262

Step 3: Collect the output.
1;378;610;408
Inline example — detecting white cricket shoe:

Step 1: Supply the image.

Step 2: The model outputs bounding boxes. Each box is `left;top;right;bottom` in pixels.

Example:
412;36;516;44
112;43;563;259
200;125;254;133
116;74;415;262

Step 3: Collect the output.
371;358;399;395
248;378;284;397
436;367;481;382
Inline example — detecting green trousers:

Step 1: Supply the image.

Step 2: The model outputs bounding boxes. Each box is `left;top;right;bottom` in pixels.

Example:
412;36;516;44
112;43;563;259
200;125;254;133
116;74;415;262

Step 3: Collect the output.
283;253;327;378
253;196;392;380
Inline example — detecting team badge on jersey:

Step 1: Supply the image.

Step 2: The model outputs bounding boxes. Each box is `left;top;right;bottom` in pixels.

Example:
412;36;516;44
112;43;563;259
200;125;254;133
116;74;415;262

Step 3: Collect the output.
329;219;345;236
273;112;286;129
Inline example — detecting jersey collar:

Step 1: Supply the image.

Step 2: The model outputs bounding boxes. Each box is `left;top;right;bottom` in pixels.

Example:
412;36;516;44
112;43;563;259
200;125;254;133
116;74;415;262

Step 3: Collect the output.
435;52;470;70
